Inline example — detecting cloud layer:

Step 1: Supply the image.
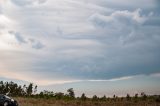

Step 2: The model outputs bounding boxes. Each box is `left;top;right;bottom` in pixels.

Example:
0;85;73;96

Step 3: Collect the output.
0;0;160;86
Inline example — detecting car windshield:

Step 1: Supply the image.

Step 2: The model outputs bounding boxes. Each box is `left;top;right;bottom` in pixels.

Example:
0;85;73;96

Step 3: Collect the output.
4;95;11;99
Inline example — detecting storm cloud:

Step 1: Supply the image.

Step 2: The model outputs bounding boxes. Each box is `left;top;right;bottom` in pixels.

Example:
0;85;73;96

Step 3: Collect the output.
0;0;160;87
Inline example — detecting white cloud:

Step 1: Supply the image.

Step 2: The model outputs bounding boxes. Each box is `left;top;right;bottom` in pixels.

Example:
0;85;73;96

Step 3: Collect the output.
0;15;11;28
85;76;134;82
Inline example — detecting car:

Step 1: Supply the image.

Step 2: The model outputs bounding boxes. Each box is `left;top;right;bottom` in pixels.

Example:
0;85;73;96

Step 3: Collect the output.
0;94;18;106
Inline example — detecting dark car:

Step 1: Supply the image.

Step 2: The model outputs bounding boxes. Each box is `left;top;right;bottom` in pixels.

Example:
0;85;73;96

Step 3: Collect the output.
0;94;18;106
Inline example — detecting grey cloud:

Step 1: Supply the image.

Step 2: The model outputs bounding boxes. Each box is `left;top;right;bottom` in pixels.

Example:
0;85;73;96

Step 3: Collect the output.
28;38;45;49
25;38;44;49
11;0;47;6
88;9;158;45
89;9;146;29
88;13;107;28
8;31;45;49
14;33;27;44
30;39;44;49
144;17;160;26
82;0;156;11
0;0;160;83
9;31;27;44
38;0;47;4
11;0;34;6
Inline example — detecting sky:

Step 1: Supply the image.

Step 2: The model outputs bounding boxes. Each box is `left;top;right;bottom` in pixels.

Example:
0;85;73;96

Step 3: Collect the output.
0;0;160;97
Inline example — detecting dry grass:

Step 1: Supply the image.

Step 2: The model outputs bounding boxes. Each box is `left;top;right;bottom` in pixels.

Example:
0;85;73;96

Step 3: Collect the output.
14;97;160;106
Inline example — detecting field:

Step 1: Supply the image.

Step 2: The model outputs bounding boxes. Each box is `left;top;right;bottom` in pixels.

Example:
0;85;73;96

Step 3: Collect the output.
15;97;160;106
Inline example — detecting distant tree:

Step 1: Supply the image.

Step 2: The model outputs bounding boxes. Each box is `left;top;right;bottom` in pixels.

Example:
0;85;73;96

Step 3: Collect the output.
141;92;147;101
92;95;98;101
8;81;17;96
55;92;64;99
100;95;106;101
34;85;38;94
17;85;23;96
81;93;87;101
39;92;44;98
107;97;111;102
134;93;138;102
113;95;116;101
120;97;124;101
22;84;27;96
126;94;131;101
26;83;33;96
113;94;116;98
155;95;160;103
115;96;119;101
42;90;54;98
0;81;4;94
67;88;75;99
4;82;10;94
135;93;138;98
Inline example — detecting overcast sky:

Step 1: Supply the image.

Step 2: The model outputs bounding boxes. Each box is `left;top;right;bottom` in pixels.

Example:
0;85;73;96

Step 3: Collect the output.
0;0;160;96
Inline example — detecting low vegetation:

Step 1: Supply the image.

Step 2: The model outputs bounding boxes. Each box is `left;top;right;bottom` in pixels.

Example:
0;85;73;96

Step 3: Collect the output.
1;81;160;106
14;97;160;106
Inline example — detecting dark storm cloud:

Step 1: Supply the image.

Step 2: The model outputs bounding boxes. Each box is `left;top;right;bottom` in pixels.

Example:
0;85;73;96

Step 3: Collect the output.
0;0;160;85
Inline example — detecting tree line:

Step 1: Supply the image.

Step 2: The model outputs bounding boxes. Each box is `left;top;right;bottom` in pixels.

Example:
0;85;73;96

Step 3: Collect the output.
0;81;160;102
0;81;37;96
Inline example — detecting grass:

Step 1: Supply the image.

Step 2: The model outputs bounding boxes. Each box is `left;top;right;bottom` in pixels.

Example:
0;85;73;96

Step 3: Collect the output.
14;97;160;106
